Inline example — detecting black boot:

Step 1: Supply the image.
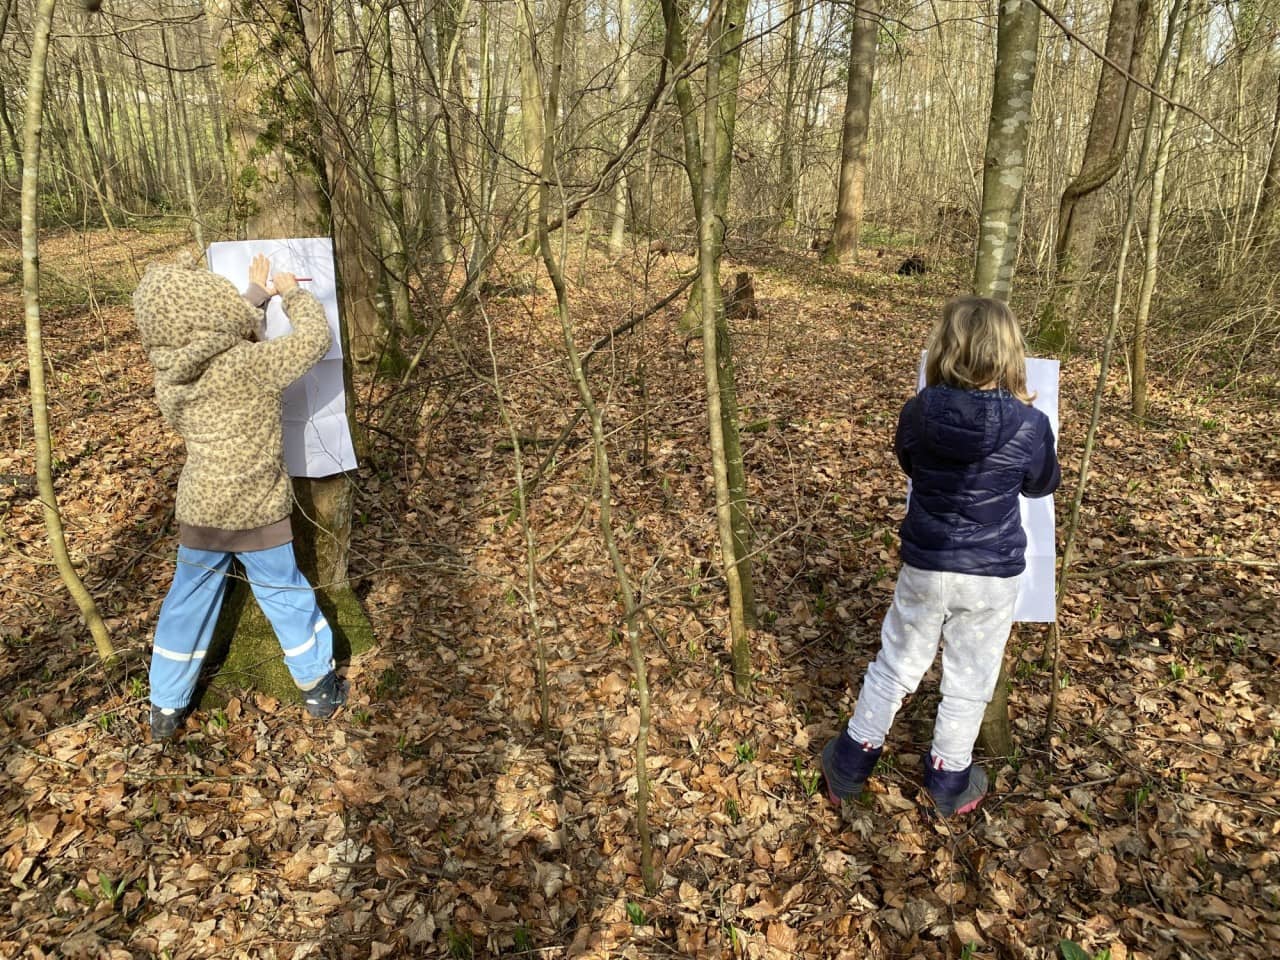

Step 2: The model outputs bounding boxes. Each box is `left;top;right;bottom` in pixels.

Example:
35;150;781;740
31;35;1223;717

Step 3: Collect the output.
820;730;883;805
922;758;988;816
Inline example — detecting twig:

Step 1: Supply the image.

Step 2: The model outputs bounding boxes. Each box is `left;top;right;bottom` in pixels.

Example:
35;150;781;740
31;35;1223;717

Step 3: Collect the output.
1069;555;1280;579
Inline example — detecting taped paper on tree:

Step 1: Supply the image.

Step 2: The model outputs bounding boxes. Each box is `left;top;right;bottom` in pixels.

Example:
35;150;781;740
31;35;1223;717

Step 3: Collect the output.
206;238;357;478
913;353;1059;623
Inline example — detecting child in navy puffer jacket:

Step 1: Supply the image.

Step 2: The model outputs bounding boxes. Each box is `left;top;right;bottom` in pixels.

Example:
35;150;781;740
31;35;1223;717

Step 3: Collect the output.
822;297;1060;816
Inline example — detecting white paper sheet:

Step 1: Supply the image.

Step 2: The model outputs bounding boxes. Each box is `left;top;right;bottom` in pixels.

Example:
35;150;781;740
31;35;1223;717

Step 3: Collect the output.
912;354;1060;623
206;238;357;478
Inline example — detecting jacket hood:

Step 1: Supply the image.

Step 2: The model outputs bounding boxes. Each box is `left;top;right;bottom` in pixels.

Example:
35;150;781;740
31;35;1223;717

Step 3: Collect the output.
133;261;259;385
911;384;1024;464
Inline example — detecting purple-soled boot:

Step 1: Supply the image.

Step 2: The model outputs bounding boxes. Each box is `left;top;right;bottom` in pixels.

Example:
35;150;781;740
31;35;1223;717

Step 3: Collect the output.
820;729;883;805
922;757;988;816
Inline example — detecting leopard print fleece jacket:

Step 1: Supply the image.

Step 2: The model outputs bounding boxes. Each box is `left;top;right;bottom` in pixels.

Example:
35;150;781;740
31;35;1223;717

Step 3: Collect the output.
133;262;331;531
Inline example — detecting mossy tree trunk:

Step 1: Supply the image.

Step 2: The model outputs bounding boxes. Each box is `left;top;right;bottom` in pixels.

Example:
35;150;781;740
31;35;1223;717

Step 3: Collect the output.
698;4;753;693
205;0;373;704
659;0;757;627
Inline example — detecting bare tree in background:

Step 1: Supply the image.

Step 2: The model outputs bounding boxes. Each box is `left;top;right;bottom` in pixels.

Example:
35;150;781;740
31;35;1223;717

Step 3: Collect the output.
823;0;880;264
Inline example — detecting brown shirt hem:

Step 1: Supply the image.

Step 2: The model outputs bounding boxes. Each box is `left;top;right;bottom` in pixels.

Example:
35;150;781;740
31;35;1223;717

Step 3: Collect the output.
178;517;293;553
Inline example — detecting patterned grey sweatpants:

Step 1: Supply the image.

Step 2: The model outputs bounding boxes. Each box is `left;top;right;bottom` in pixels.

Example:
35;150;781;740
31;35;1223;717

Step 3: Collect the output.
846;564;1019;772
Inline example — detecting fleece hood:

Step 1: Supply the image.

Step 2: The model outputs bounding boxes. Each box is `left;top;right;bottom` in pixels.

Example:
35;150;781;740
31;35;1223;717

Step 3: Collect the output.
133;261;260;386
910;384;1024;464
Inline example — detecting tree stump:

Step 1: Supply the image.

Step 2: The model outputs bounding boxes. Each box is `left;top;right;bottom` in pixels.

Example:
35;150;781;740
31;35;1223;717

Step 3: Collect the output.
723;271;760;320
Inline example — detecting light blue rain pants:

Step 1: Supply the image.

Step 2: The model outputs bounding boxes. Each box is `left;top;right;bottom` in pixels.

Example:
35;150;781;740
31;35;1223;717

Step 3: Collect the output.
149;543;333;709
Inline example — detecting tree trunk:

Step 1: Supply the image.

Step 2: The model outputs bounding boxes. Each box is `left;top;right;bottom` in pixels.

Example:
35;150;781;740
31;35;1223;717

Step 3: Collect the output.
208;0;373;702
776;0;802;236
1131;1;1194;419
607;0;633;256
71;49;116;224
517;0;545;245
418;4;454;267
1040;0;1151;346
85;36;119;197
312;4;386;363
973;0;1041;302
196;20;232;191
21;0;115;663
822;0;879;264
697;2;752;695
130;58;160;203
977;655;1013;759
370;0;412;333
972;0;1040;753
0;0;20;188
660;0;757;628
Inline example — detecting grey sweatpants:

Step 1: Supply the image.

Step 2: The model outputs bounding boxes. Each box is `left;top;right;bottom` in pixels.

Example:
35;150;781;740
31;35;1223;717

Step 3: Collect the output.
846;564;1019;772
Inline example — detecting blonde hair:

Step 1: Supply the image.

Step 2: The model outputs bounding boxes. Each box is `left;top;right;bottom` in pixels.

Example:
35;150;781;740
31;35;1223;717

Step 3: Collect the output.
925;296;1033;403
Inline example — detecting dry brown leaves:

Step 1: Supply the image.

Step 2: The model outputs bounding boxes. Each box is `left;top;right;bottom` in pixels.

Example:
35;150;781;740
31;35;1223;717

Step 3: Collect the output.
0;229;1276;958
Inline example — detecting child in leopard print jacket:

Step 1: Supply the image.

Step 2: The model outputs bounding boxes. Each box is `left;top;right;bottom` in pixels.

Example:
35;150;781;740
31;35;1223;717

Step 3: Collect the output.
133;254;345;740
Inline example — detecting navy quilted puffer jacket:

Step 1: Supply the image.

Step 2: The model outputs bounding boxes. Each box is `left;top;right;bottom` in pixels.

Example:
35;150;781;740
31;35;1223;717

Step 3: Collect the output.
895;384;1060;577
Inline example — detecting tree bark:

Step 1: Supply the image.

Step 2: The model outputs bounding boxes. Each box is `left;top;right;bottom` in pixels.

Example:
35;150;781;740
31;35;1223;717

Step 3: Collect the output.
0;0;20;188
130;57;161;202
85;34;119;196
973;0;1040;302
309;4;386;364
972;0;1040;755
71;49;117;224
21;0;115;663
822;0;879;264
658;0;757;629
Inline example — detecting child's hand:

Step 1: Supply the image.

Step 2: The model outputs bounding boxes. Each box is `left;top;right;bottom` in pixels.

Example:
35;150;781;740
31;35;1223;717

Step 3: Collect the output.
248;254;272;292
272;272;298;296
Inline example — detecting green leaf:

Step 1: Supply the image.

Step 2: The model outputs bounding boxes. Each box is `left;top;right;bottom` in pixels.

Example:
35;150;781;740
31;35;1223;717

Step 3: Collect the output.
1058;941;1090;960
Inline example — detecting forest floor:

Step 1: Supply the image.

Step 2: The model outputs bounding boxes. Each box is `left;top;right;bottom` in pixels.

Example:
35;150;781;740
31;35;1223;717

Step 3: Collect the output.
0;226;1277;960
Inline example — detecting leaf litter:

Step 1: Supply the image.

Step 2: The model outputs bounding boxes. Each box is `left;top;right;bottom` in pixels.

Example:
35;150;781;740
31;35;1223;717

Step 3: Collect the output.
0;228;1276;958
